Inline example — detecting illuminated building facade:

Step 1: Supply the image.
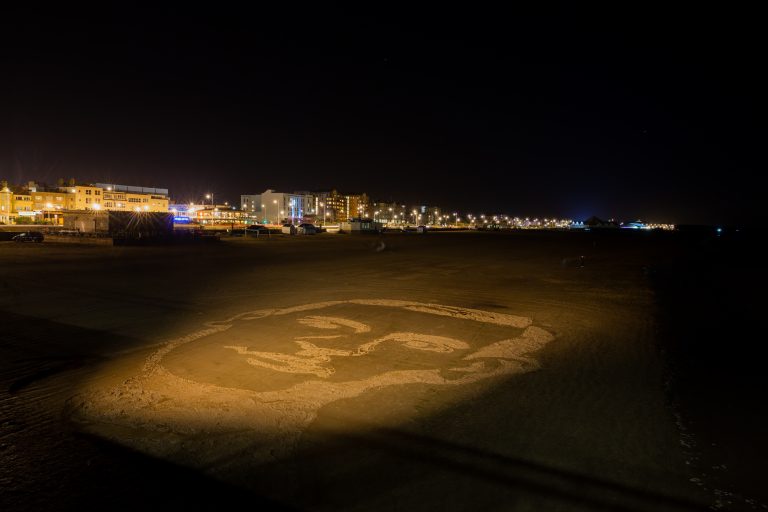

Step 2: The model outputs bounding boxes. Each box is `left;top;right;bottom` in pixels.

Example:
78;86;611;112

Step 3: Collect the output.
5;188;33;224
372;202;406;224
189;205;246;225
309;191;373;223
259;190;315;224
240;194;262;217
345;193;370;219
57;184;103;211
95;183;169;213
417;205;442;225
0;182;12;224
314;190;346;223
0;179;170;224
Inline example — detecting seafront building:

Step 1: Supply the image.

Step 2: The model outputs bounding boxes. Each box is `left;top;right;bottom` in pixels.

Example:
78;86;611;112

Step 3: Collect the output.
344;193;371;220
0;182;15;224
240;194;261;216
175;203;246;225
372;202;406;224
94;183;169;213
2;177;588;231
0;179;169;225
260;190;315;224
238;189;374;225
311;191;372;223
313;190;346;223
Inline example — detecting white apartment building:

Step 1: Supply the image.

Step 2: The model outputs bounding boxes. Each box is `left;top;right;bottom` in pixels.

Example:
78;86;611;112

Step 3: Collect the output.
254;190;316;224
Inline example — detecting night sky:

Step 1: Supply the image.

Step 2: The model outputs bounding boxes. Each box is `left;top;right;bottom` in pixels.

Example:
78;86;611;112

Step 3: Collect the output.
1;4;761;224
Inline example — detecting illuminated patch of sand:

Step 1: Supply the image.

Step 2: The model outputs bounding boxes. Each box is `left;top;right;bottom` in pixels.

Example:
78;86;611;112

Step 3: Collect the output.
465;325;556;369
71;300;555;467
294;335;344;340
222;332;468;378
357;332;468;354
345;299;532;328
297;315;371;333
224;344;344;378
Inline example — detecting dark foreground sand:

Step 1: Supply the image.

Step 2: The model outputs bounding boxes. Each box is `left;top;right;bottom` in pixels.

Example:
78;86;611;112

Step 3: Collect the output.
1;231;764;511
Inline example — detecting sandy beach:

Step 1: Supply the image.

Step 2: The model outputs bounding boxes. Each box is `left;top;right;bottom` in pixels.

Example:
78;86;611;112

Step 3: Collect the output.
2;230;761;511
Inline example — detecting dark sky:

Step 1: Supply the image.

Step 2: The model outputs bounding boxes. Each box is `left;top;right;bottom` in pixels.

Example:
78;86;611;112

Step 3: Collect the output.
1;4;762;224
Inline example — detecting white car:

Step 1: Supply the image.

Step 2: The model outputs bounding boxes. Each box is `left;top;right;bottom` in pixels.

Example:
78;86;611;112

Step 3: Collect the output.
281;224;296;235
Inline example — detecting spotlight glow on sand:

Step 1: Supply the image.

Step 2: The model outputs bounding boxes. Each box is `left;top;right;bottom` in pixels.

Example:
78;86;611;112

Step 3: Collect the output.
70;300;554;469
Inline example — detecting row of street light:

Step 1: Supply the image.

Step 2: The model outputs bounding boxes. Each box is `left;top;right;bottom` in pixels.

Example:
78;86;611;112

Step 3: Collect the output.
198;191;574;228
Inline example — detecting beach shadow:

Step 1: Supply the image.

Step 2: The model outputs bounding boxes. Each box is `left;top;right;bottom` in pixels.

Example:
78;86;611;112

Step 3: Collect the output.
232;418;709;512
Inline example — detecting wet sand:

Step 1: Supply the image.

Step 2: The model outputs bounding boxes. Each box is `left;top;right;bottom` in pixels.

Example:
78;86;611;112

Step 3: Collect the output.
1;231;760;511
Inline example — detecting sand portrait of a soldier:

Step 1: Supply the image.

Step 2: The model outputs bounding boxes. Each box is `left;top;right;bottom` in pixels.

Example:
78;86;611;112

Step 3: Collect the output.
71;300;555;466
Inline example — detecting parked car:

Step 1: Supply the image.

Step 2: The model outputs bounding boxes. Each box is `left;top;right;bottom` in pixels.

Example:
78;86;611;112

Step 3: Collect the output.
416;225;428;234
245;225;270;236
297;223;317;235
12;231;44;243
281;224;296;235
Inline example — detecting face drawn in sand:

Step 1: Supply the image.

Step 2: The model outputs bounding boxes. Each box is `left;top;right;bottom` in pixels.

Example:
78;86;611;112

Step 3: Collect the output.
72;300;554;467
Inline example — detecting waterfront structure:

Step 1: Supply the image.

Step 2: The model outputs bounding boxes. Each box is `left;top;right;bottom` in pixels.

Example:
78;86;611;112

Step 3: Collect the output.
55;183;103;211
237;190;316;224
314;190;346;223
0;182;13;224
95;183;169;213
340;218;383;234
372;202;406;224
345;193;370;220
0;179;170;224
63;211;174;236
188;204;246;225
4;187;34;223
415;205;442;225
259;190;315;224
240;194;262;217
